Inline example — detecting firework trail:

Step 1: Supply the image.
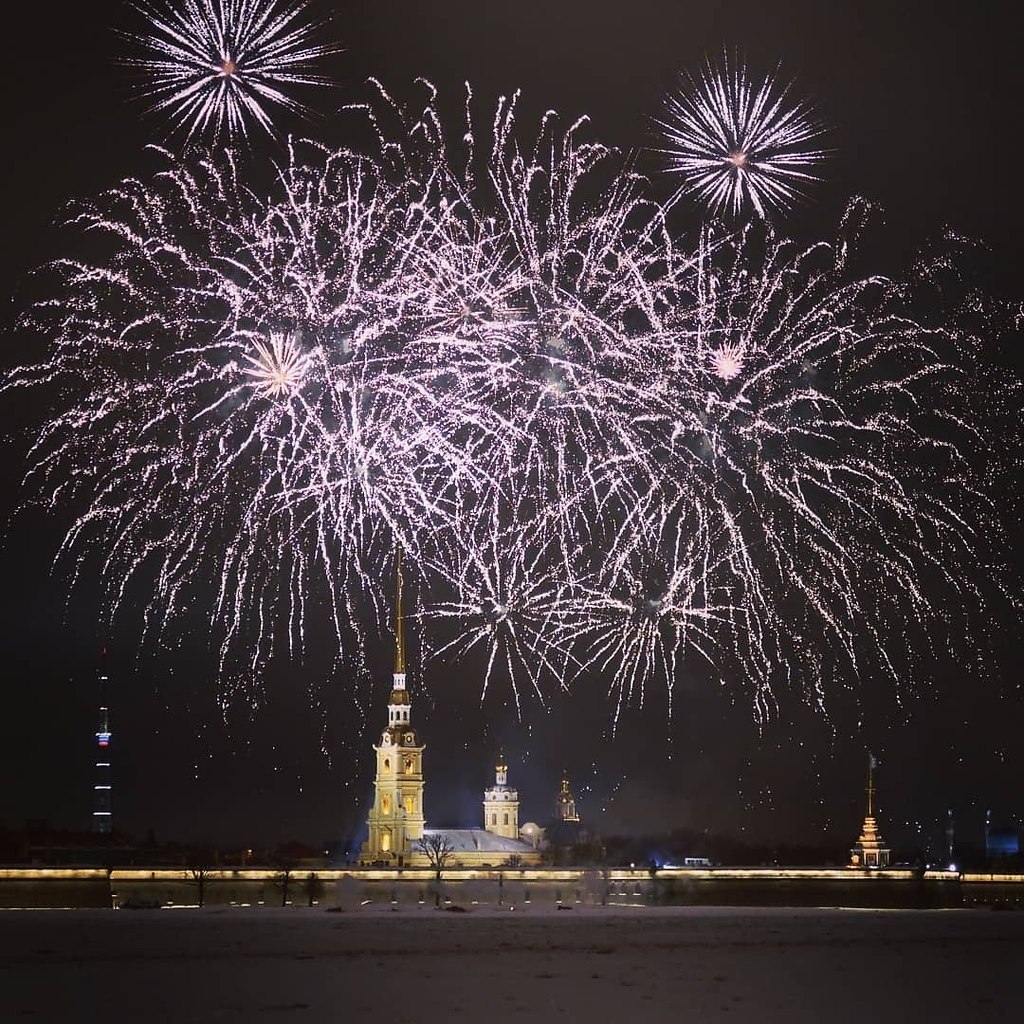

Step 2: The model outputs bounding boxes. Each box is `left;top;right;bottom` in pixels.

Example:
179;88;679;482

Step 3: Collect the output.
547;495;737;722
421;495;575;715
656;54;826;219
125;0;338;142
5;82;1013;724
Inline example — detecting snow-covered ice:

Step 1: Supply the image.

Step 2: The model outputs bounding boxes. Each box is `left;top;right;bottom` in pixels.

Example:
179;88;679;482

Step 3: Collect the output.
2;904;1022;1022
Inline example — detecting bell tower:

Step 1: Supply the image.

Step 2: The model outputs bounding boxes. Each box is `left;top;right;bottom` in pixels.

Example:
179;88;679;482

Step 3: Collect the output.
361;548;426;866
483;753;520;839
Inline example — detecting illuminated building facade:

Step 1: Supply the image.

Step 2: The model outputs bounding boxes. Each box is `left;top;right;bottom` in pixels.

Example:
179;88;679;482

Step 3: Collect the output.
419;754;541;865
482;754;520;839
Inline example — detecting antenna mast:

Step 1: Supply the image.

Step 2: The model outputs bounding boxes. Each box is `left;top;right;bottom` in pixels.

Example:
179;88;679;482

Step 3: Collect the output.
93;647;112;835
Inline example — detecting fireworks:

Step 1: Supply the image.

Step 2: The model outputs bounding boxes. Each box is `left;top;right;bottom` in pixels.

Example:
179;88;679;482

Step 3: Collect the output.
657;55;827;219
126;0;337;142
5;75;1013;726
708;342;745;381
242;332;312;398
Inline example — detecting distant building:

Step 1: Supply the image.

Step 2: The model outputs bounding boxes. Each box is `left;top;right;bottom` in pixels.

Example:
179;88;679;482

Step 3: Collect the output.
849;754;891;869
555;773;580;823
543;772;591;849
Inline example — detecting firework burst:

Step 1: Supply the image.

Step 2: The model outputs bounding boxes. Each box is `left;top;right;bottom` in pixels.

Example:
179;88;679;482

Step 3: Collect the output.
242;331;312;397
126;0;338;142
657;55;827;219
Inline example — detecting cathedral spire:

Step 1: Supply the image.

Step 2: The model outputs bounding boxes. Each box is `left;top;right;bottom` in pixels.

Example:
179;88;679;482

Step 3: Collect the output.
360;546;425;866
394;546;406;688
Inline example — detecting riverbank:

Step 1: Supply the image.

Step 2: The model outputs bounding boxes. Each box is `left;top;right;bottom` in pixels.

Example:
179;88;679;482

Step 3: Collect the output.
2;864;1020;911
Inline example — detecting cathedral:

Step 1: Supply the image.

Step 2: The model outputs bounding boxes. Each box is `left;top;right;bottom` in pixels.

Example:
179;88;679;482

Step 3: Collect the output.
358;553;547;868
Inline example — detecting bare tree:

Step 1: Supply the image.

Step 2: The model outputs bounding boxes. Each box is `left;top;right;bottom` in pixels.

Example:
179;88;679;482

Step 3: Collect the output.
415;833;454;906
272;847;300;907
301;871;324;907
417;832;455;874
187;864;211;908
272;867;294;907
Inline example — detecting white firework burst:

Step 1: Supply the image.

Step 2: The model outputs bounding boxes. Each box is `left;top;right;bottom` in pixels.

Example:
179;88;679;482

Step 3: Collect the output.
241;332;311;398
709;342;745;381
657;55;827;219
126;0;338;142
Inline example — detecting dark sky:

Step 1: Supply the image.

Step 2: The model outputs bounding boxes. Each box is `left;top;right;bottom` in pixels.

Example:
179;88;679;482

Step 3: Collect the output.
1;1;1021;858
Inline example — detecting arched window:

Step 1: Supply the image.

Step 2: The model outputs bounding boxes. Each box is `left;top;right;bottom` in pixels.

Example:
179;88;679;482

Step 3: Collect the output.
382;795;391;814
404;757;414;774
383;758;390;772
503;813;509;826
491;813;497;826
381;830;392;853
404;795;415;814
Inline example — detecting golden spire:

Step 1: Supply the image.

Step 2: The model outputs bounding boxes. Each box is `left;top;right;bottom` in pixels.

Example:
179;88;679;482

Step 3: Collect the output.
850;751;888;868
394;546;405;678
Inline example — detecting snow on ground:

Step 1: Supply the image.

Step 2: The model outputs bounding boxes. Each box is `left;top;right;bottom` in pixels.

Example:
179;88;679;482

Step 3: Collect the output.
2;904;1022;1022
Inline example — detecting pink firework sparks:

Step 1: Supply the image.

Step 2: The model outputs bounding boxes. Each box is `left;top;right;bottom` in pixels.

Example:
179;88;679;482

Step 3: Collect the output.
710;343;745;380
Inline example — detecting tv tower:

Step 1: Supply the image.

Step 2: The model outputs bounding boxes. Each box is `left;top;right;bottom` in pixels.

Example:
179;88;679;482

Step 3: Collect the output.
93;648;112;835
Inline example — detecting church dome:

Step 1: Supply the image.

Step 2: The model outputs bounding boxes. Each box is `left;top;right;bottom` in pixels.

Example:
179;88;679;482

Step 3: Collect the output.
389;688;411;705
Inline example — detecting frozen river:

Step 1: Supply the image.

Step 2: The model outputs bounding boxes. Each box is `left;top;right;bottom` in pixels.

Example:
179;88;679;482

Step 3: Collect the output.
3;904;1022;1022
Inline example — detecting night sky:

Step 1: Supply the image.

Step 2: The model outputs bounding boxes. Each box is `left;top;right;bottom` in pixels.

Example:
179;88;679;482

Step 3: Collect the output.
1;1;1021;859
